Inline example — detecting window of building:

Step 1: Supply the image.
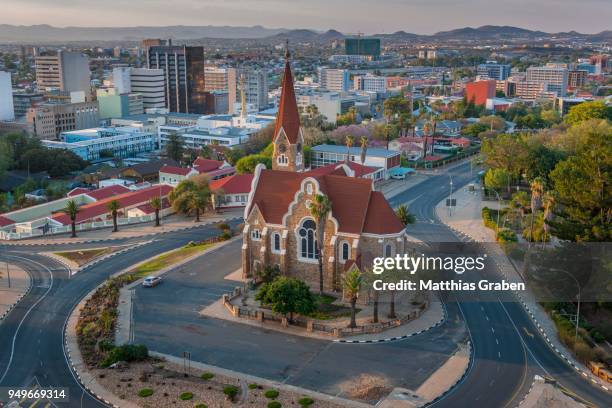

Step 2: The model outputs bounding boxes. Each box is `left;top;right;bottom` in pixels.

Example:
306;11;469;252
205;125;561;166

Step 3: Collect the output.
340;241;350;262
251;229;261;240
298;219;317;260
384;243;394;257
306;183;313;194
277;154;288;165
272;232;281;253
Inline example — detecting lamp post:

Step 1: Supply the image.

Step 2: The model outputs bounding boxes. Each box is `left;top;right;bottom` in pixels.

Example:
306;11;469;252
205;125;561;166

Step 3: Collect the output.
556;268;581;351
448;175;453;217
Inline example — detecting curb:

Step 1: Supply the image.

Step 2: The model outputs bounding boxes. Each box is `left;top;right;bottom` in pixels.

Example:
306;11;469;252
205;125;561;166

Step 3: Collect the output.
334;300;448;344
423;340;474;407
516;376;539;406
0;216;242;247
0;269;32;321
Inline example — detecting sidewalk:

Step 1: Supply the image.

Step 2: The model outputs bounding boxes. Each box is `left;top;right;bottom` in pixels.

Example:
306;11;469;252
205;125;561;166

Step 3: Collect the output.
435;187;610;392
0;263;31;320
2;210;243;246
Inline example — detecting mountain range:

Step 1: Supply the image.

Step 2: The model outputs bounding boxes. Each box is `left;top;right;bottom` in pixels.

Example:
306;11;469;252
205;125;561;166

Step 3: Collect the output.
0;24;610;43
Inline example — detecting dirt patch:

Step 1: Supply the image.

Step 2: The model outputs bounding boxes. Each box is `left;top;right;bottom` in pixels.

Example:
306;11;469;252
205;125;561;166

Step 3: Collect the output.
339;374;392;403
93;360;346;408
54;247;121;266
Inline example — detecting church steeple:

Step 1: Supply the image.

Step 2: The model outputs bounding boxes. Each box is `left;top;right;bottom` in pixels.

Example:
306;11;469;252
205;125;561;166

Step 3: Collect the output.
272;41;304;172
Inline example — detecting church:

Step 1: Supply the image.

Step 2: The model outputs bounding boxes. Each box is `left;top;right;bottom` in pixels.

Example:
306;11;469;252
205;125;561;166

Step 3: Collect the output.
241;47;408;292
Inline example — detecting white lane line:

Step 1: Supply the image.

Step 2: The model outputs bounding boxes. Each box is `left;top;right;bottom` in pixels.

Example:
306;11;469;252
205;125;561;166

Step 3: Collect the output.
496;338;499;345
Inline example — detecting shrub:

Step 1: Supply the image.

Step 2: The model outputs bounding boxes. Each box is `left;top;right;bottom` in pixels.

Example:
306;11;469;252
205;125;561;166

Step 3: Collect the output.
298;397;314;407
264;389;279;399
496;228;517;243
268;402;282;408
98;339;114;352
218;222;230;231
100;344;148;368
223;385;239;401
220;231;232;241
194;404;207;408
138;388;154;398
200;372;214;380
179;392;193;401
248;383;258;389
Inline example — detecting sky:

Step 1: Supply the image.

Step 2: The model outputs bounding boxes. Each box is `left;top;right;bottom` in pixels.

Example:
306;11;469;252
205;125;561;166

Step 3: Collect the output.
2;0;611;34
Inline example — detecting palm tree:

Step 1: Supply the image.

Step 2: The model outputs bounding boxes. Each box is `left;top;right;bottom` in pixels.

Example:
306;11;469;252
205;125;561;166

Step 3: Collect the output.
395;204;416;226
169;175;212;223
345;135;354;164
150;197;162;227
107;200;120;232
308;194;332;295
343;269;363;329
64;199;79;238
359;137;368;165
542;191;555;245
528;178;545;244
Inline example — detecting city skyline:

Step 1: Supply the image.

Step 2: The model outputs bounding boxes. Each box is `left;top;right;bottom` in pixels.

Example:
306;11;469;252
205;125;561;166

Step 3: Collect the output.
2;0;611;35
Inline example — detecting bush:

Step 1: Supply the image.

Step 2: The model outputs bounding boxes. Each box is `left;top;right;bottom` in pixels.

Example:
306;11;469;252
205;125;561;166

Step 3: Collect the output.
101;344;148;368
220;231;232;241
179;392;193;401
218;222;230;231
194;404;207;408
200;372;214;380
223;385;239;401
268;402;282;408
98;339;114;352
298;397;314;407
264;389;279;399
138;388;154;398
496;228;517;243
248;383;258;389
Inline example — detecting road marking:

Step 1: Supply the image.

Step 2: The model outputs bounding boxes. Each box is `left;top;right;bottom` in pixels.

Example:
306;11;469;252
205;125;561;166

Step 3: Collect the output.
495;338;499;345
491;327;495;333
498;351;501;359
0;255;54;385
522;327;534;338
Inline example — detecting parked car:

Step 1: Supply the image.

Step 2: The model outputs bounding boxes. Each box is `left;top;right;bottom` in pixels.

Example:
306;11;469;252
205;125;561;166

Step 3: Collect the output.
391;173;406;180
142;276;162;287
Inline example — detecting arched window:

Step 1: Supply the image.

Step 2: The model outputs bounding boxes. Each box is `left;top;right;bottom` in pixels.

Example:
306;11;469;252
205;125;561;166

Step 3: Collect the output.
298;219;317;260
296;152;302;166
277;154;288;165
384;243;393;257
272;232;281;253
251;229;261;240
340;241;350;262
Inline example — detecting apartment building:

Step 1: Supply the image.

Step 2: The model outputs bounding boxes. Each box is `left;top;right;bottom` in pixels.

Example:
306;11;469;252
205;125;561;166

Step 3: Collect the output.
317;68;350;92
526;66;569;96
35;51;91;94
228;68;268;114
113;67;166;110
27;101;100;140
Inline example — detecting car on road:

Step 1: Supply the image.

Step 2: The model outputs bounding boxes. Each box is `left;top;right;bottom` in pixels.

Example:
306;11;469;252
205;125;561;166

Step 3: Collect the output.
142;276;162;287
391;173;406;180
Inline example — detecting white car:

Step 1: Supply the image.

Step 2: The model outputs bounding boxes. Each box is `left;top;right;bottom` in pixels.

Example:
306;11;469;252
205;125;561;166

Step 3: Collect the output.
391;173;406;180
142;276;162;287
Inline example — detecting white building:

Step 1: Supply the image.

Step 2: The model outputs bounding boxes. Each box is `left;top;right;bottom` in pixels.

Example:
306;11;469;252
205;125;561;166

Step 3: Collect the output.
310;144;401;179
113;67;166;109
42;126;156;161
228;68;268;114
318;68;350;92
353;74;386;92
0;71;15;122
526;66;569;97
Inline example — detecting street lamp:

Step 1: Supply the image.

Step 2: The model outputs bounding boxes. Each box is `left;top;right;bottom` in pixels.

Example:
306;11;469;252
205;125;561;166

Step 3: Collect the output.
448;174;453;217
556;268;581;352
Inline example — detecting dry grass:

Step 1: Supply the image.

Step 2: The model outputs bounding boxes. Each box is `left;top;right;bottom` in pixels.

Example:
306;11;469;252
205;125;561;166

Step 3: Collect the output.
54;247;119;266
339;373;392;403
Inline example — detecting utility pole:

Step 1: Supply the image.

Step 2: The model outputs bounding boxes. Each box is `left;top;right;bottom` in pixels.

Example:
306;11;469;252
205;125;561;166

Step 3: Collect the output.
5;262;11;288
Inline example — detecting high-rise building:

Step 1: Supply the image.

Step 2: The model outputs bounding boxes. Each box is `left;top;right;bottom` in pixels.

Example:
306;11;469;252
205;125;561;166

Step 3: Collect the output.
96;88;144;119
35;51;91;94
26;101;100;140
526;66;569;97
465;80;496;106
568;70;588;89
345;37;381;58
477;63;512;80
0;71;15;122
147;43;206;113
204;67;230;92
113;67;166;110
12;91;45;117
353;74;386;93
228;68;268;114
317;68;350;92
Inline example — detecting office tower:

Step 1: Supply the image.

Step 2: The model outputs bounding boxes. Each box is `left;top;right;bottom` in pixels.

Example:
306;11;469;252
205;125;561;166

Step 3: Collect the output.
35;50;91;94
477;62;512;80
353;74;387;92
568;70;587;88
318;68;350;92
345;37;381;58
147;43;206;113
204;67;230;92
228;68;268;114
0;71;15;121
27;101;100;140
526;66;569;97
113;67;166;109
96;88;144;119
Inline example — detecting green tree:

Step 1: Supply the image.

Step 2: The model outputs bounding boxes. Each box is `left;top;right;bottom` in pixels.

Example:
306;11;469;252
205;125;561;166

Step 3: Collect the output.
342;269;363;328
344;135;354;163
235;154;271;174
168;175;212;222
395;204;416;226
165;132;184;163
150;197;162;227
107;200;120;232
383;96;410;118
564;101;612;125
484;168;511;192
461;123;488;138
255;277;316;322
64;199;80;238
308;194;332;295
482;133;529;185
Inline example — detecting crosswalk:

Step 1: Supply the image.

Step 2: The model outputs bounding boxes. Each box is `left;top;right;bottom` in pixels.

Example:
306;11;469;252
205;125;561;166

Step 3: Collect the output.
5;380;59;408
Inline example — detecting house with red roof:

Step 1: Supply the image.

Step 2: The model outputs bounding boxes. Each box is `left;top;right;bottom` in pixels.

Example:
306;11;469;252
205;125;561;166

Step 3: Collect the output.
242;47;408;292
210;174;254;208
158;165;200;186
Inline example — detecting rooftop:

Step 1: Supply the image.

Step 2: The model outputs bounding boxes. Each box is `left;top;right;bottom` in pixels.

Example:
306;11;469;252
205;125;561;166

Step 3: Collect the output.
311;144;399;158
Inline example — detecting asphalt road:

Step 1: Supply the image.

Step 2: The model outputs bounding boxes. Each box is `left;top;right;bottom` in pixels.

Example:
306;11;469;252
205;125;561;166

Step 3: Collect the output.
0;219;241;407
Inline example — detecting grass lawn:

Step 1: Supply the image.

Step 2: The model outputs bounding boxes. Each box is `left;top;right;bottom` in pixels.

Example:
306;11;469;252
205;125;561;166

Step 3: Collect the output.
307;294;358;320
54;247;117;266
127;242;215;279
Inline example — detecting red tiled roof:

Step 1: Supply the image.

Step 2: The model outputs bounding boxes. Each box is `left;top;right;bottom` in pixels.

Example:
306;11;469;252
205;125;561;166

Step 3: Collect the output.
193;158;223;173
249;169;395;235
210;174;254;194
307;162;378;178
363;191;405;234
134;197;170;215
159;165;193;176
202;167;235;179
86;185;130;200
274;56;301;144
0;215;14;227
52;184;174;225
67;187;90;197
